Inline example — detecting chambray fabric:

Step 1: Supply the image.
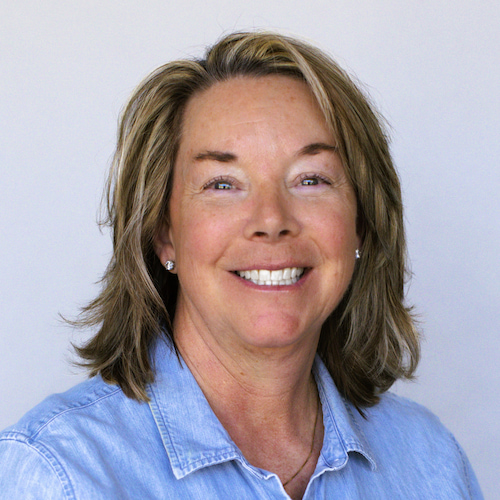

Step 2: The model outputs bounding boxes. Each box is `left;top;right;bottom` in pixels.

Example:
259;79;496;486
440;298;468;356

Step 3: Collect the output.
0;338;482;499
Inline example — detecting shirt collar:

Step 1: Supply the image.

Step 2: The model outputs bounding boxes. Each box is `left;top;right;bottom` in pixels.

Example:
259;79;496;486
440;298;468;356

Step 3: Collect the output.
147;338;376;479
313;358;376;472
147;338;243;479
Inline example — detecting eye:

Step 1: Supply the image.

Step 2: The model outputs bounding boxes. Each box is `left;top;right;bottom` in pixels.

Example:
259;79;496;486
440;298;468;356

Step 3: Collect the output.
203;176;235;190
213;180;232;190
298;174;332;186
301;178;319;186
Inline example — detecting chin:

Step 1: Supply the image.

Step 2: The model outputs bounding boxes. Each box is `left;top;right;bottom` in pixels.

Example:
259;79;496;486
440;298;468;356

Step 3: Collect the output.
238;319;318;352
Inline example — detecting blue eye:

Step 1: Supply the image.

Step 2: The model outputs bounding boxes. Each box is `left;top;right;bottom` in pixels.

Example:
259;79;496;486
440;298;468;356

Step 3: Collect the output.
213;180;232;190
203;176;236;190
301;178;319;186
299;174;331;186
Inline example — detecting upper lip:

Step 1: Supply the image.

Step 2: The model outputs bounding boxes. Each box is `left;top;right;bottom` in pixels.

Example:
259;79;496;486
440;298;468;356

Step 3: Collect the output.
231;263;310;272
233;264;309;272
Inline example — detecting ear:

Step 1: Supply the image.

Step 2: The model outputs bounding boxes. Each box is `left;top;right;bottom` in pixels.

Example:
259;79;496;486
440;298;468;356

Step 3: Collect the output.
153;221;176;272
355;216;365;252
356;234;363;252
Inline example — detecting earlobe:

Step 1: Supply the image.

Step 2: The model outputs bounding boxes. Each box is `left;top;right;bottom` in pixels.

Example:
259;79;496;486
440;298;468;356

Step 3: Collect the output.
153;222;176;270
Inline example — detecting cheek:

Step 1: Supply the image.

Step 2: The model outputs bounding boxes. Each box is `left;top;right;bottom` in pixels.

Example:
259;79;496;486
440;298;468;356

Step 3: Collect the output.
309;205;358;254
174;204;235;265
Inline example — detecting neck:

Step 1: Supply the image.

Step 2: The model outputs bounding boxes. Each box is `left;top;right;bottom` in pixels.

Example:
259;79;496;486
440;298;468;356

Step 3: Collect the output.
172;302;324;499
173;305;320;424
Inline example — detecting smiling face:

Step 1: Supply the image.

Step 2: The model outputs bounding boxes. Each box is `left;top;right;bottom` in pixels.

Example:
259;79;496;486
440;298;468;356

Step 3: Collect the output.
155;76;360;355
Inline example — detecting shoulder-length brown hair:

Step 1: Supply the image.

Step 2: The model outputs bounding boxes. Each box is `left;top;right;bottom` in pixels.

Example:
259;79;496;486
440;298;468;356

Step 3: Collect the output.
75;31;419;408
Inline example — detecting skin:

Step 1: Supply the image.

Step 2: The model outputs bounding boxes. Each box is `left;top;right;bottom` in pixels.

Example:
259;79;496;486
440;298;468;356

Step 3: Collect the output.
155;75;360;499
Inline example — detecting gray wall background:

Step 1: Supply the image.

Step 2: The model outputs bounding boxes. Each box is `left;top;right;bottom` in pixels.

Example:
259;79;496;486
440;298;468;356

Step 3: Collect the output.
1;1;498;497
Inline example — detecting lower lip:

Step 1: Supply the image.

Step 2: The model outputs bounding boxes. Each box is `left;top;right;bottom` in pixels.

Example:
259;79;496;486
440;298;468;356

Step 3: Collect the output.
232;270;309;290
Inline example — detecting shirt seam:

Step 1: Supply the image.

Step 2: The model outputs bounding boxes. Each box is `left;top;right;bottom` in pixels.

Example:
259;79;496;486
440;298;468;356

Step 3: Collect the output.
313;361;376;471
313;366;349;468
29;386;122;440
147;387;181;470
148;391;240;476
343;402;377;470
450;432;474;499
0;436;76;499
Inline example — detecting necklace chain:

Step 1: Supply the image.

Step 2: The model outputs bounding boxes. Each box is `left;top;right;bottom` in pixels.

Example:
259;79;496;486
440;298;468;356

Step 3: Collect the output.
282;394;320;487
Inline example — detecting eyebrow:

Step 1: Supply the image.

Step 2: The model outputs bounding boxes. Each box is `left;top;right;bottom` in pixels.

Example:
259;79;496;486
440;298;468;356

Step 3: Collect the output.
194;151;237;162
193;142;338;163
297;142;338;156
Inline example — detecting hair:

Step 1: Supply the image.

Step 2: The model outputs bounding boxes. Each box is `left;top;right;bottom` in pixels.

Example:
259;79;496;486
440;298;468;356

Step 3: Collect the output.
75;31;419;408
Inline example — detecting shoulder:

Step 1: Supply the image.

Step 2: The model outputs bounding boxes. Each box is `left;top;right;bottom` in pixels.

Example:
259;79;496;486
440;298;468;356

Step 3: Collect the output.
366;391;444;426
362;391;456;445
0;435;71;499
0;377;136;499
354;392;483;498
0;376;123;443
358;392;460;458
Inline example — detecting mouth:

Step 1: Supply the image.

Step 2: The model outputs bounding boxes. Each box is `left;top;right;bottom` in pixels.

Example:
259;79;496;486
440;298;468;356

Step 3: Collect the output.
234;267;306;286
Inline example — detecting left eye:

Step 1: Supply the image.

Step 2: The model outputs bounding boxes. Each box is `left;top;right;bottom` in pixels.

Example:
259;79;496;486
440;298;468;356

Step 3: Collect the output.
299;174;331;186
301;178;319;186
203;177;235;190
213;181;232;190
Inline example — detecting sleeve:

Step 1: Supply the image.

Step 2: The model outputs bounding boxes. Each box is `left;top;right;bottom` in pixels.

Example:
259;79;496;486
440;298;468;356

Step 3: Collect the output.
0;437;69;500
452;435;484;500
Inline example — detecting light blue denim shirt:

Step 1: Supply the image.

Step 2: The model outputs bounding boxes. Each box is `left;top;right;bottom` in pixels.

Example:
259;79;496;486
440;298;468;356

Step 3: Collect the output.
0;338;482;499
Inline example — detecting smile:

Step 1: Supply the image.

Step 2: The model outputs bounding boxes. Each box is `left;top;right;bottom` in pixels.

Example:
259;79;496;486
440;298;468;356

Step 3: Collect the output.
235;267;305;286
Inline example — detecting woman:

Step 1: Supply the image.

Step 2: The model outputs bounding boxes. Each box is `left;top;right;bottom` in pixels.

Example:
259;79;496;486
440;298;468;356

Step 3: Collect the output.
0;32;482;499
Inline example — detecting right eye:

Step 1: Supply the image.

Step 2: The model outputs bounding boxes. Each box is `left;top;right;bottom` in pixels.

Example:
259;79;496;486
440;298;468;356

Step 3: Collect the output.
203;176;236;190
213;180;232;190
297;173;332;187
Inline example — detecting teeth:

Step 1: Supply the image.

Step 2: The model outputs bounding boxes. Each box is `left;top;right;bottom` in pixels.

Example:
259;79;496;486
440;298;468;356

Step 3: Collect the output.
270;270;281;281
236;267;305;286
260;270;271;281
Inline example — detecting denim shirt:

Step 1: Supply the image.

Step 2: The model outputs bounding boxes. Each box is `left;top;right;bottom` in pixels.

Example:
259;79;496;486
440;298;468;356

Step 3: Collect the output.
0;339;482;499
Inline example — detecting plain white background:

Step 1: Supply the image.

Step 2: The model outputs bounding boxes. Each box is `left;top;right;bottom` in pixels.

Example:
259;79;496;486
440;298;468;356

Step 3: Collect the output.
1;1;498;497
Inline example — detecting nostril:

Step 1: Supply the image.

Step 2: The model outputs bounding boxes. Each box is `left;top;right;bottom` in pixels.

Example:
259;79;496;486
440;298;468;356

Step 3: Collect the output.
244;195;301;241
253;228;291;239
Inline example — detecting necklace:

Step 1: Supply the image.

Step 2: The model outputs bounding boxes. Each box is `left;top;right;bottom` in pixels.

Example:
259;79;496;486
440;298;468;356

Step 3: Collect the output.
282;394;320;487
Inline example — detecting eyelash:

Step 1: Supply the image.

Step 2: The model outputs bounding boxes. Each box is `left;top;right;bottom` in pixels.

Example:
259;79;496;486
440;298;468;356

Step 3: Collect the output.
202;173;332;190
202;176;236;190
297;173;332;186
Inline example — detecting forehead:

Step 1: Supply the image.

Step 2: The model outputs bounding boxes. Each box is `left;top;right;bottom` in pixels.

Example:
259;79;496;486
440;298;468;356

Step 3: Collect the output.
188;75;316;108
178;75;330;151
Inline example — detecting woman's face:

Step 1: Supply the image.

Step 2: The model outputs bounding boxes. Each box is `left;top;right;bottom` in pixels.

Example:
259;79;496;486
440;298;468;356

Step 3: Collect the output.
156;76;360;353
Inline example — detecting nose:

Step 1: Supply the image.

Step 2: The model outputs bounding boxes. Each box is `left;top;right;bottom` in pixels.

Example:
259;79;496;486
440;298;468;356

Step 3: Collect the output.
243;186;301;241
